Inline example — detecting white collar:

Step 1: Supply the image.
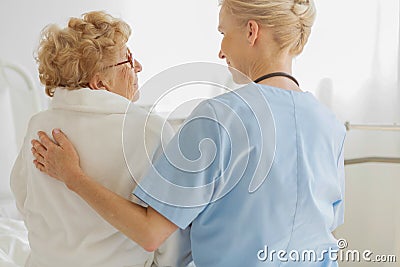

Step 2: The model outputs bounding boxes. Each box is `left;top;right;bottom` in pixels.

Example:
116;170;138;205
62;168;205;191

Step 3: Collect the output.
50;87;132;114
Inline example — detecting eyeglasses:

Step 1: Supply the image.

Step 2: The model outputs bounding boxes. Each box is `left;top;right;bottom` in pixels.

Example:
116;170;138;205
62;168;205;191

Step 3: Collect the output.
107;48;134;69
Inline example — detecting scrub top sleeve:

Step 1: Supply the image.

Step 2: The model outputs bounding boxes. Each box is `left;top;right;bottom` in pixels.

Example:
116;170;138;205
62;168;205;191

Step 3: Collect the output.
134;100;223;229
331;136;346;231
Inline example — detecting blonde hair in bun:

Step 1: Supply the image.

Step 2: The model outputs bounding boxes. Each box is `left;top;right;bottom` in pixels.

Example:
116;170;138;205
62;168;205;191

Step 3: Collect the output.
220;0;316;55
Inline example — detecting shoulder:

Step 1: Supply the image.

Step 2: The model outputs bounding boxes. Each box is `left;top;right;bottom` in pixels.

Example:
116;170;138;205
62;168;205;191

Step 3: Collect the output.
126;105;171;130
292;92;346;152
191;88;252;120
305;94;346;135
26;110;55;134
209;83;276;114
124;104;174;143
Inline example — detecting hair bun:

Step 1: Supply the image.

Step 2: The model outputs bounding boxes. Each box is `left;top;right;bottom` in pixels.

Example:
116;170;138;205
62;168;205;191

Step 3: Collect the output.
292;0;314;19
295;0;309;5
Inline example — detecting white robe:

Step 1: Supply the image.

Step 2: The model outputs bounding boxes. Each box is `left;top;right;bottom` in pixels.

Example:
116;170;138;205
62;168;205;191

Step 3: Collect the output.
10;88;191;267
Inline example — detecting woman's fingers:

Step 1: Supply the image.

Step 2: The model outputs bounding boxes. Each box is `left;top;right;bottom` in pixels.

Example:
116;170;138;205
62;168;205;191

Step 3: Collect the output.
31;132;56;176
33;159;46;173
32;147;46;165
30;129;81;184
51;129;71;149
31;139;47;156
37;131;58;150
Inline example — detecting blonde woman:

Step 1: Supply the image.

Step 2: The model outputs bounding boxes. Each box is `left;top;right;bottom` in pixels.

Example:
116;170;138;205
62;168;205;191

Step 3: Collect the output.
11;11;190;267
31;1;345;266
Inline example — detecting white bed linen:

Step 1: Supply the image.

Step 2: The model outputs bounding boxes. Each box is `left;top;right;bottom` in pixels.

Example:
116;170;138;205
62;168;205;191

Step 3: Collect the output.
0;217;29;267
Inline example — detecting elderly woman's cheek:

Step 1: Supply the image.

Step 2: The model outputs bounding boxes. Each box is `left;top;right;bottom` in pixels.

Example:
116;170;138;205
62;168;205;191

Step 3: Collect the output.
127;71;136;100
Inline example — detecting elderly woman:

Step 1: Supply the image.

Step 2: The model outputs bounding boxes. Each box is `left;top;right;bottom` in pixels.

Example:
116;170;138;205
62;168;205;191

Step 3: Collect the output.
31;1;345;266
11;11;190;267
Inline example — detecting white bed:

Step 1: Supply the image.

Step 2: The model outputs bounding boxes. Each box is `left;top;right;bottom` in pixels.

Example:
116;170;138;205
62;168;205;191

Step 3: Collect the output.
0;217;30;267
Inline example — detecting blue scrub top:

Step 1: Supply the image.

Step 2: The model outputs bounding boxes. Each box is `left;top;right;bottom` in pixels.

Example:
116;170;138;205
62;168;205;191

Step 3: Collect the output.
134;84;346;267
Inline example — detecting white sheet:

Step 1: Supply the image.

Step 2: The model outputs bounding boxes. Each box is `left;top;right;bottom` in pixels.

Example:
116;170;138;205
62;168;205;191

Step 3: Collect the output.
0;217;29;267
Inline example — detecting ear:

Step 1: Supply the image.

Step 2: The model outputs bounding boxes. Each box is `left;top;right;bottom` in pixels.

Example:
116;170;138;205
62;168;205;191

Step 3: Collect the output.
88;73;110;90
246;20;259;46
88;73;102;90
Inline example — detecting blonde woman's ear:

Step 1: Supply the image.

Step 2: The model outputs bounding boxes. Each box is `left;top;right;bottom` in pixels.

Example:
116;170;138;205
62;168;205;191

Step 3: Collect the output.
88;74;102;90
247;20;259;46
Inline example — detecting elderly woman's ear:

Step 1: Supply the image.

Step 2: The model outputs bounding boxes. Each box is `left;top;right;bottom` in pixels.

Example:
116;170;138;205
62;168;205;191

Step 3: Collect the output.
89;74;110;90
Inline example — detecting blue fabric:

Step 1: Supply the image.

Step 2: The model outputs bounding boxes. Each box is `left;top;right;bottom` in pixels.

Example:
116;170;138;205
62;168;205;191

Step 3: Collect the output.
135;84;346;267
